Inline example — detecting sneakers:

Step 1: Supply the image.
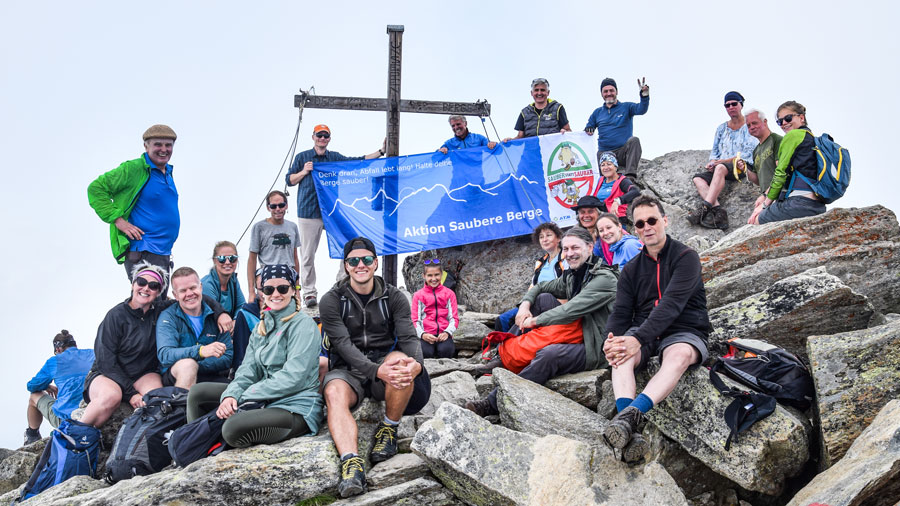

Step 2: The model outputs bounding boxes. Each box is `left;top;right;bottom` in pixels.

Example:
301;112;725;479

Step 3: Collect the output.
464;397;498;418
370;422;398;463
23;428;41;446
338;455;367;498
304;295;318;308
603;406;646;451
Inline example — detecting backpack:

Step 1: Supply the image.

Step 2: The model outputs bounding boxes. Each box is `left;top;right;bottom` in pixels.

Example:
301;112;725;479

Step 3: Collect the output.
166;410;228;468
786;131;851;204
708;369;777;450
104;386;188;484
15;419;101;502
710;338;815;410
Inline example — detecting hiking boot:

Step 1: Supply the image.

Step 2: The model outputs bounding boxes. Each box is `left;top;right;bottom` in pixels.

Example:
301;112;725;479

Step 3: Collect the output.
686;202;711;226
304;295;318;308
465;397;498;418
23;428;41;446
472;357;503;377
370;422;399;463
622;432;650;466
603;406;646;450
700;206;720;229
338;455;367;498
713;206;729;230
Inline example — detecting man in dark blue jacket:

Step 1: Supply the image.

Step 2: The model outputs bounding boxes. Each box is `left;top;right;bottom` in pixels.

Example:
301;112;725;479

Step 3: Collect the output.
25;330;95;444
584;77;650;178
602;194;710;464
157;267;233;388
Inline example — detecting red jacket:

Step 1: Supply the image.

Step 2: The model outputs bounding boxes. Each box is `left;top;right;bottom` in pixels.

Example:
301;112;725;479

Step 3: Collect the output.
411;284;459;337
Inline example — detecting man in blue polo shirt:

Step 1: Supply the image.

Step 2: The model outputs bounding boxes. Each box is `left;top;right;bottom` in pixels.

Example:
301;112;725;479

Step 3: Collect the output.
584;78;650;178
438;116;497;153
285;124;384;308
88;124;180;292
24;330;95;445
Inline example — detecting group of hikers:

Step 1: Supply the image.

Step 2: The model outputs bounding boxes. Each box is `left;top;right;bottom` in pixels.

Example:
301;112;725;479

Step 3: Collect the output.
23;76;837;499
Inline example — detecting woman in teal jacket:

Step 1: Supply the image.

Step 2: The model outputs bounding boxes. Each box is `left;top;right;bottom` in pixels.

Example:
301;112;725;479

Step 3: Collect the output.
186;264;323;447
201;240;246;318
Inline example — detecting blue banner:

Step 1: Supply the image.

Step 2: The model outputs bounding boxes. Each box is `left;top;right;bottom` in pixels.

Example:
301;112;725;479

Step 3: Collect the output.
313;132;602;258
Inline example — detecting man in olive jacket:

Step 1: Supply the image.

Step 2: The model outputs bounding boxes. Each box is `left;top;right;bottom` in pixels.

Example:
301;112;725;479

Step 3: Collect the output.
466;226;618;417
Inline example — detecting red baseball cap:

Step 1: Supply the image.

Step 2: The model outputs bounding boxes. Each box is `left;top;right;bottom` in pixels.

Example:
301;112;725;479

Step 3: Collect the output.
313;124;331;134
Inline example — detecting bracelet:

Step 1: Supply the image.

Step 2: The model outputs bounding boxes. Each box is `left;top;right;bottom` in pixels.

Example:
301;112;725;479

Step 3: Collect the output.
198;346;204;358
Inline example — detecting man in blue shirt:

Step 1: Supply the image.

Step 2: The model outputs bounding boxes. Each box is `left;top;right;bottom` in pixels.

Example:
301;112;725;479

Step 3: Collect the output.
157;267;233;389
584;78;650;179
87;125;180;293
285;124;384;308
25;330;95;445
438;116;496;153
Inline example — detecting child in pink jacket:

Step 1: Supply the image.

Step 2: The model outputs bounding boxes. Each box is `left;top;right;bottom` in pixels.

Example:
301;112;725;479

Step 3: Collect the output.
410;260;458;358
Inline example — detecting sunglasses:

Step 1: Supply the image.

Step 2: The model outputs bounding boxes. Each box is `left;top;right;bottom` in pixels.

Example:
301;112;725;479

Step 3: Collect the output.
262;284;291;295
346;255;376;267
634;217;660;229
424;258;441;265
724;101;741;108
134;277;162;291
315;132;331;139
268;202;286;209
216;255;239;264
776;114;798;126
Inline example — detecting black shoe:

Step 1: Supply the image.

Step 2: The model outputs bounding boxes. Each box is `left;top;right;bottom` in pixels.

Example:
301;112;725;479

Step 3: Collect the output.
713;206;729;230
338;455;367;498
370;422;399;463
465;397;498;418
700;206;719;229
603;406;646;450
622;432;649;465
23;428;41;446
304;295;318;308
472;357;503;377
687;202;711;226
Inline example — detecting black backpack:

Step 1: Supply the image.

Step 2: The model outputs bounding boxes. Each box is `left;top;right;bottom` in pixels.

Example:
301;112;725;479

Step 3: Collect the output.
709;365;777;450
166;410;228;468
104;386;188;484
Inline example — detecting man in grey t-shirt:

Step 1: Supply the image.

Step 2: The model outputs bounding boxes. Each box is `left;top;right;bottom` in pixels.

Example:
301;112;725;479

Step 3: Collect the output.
246;190;301;303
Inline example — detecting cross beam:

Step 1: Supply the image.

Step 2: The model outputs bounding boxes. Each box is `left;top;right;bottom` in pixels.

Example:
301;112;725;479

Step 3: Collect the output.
294;25;492;286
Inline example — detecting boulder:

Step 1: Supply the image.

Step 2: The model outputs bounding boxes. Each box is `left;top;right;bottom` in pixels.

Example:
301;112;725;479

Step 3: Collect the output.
412;403;688;506
459;311;500;328
596;379;616;420
700;205;900;314
19;475;108;505
636;150;761;240
544;368;608;410
806;319;900;467
639;362;809;495
493;368;609;448
708;267;875;360
0;451;37;495
418;371;479;417
787;400;900;506
475;375;493;397
332;477;461;505
423;358;481;378
451;319;492;351
366;453;432;490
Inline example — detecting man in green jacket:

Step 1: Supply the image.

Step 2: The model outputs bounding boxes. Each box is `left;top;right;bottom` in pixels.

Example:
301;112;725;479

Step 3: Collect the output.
87;125;180;288
466;226;618;417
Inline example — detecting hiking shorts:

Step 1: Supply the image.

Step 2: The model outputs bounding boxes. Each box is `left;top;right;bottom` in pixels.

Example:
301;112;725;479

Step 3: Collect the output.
626;326;709;373
323;363;431;415
36;394;61;428
693;160;745;184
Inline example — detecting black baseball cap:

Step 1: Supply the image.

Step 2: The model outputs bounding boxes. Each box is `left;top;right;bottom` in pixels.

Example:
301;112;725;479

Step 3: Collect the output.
571;195;604;212
343;237;377;259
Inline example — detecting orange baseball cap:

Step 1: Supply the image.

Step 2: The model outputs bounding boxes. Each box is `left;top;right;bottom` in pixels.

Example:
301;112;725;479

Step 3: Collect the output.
313;124;331;134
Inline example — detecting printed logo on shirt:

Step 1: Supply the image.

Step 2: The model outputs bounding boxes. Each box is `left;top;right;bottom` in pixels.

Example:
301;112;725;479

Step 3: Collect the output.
272;233;291;248
545;141;597;209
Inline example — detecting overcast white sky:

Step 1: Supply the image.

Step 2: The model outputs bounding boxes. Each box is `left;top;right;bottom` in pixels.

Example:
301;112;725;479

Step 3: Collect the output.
1;1;897;449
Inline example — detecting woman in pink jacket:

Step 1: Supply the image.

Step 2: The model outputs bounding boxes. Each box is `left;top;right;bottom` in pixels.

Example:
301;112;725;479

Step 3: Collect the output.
410;260;459;358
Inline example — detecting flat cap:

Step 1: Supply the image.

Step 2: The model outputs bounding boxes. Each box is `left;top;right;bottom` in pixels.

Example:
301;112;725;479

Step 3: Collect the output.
142;124;177;141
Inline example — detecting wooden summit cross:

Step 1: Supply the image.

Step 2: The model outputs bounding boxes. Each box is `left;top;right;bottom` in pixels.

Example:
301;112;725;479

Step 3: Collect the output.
294;24;492;286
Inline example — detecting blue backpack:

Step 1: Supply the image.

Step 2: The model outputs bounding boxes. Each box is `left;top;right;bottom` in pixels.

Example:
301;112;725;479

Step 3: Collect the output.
787;131;851;204
16;419;101;502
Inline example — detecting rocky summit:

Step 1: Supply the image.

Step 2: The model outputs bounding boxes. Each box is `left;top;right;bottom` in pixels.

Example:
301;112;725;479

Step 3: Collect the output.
5;151;900;505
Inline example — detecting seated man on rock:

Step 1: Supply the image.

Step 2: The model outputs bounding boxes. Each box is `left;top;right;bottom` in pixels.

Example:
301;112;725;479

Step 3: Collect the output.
157;267;234;389
465;226;618;417
319;237;431;498
603;194;710;464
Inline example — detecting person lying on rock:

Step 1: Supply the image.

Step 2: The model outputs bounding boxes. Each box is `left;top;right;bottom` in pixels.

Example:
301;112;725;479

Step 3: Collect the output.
465;226;618;417
79;263;232;428
603;194;710;465
319;237;431;498
593;212;643;270
157;267;234;389
411;258;459;359
24;330;94;445
187;264;323;448
495;222;568;332
687;91;759;230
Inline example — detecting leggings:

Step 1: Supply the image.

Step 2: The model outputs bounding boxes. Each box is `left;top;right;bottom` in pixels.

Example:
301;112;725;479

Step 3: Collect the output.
187;382;310;448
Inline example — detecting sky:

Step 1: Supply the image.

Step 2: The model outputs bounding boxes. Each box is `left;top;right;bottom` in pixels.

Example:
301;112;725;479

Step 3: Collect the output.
1;1;897;449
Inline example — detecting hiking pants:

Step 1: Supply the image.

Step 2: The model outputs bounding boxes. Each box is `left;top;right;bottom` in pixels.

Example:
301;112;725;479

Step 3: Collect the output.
421;338;455;359
187;382;310;448
487;343;586;410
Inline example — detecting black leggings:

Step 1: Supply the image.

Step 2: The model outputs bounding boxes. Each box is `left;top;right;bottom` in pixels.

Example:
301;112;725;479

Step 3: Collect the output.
187;383;310;448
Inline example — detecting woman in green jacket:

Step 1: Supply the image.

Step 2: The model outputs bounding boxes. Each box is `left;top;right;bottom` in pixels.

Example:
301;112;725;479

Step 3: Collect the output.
757;101;826;224
186;264;323;447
